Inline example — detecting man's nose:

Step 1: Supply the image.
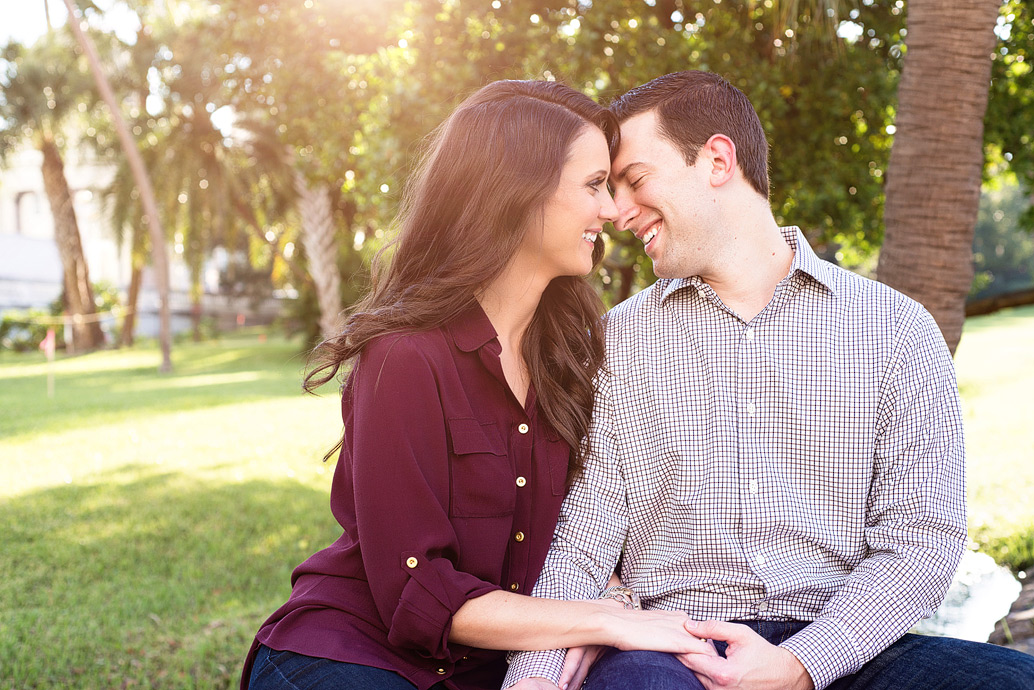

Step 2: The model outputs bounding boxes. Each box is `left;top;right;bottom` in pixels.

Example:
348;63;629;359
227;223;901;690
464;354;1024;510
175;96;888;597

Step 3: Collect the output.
612;186;639;232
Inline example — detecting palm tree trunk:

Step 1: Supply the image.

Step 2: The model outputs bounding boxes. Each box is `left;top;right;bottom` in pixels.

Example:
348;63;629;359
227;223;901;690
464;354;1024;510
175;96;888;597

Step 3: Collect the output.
878;0;1000;355
62;0;174;372
39;136;104;351
294;172;343;340
120;259;143;347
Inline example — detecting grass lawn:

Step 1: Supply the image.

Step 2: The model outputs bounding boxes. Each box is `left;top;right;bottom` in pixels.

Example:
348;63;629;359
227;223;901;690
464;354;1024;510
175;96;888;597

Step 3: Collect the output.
0;333;343;689
1;308;1033;689
954;304;1034;573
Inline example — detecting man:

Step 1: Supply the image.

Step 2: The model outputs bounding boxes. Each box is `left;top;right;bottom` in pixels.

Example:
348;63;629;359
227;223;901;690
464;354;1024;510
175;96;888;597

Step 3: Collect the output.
504;71;1034;690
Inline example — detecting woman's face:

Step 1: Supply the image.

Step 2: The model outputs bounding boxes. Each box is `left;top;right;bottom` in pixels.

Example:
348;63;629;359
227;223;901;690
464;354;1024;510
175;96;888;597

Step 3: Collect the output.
520;126;618;279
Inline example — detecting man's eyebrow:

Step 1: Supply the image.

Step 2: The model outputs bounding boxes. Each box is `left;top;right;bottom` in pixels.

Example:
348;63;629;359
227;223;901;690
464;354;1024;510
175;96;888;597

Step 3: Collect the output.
611;162;644;181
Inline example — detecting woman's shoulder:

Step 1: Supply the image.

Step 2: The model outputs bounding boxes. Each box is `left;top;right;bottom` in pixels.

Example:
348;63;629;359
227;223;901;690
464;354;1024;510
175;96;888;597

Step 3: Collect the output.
359;327;452;372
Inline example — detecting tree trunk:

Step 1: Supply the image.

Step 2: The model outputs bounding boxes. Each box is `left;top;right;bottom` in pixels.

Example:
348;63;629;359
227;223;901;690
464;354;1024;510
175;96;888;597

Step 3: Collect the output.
63;0;174;372
294;172;343;340
39;136;104;351
120;259;142;347
877;0;1000;355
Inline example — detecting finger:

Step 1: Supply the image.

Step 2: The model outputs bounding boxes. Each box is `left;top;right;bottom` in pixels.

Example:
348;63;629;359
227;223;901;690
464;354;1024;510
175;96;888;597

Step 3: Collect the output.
569;646;605;689
686;619;752;644
677;649;726;680
559;648;585;688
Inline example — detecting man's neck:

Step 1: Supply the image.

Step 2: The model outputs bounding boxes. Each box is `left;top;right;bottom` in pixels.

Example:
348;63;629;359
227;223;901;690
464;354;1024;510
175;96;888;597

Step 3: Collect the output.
700;217;794;323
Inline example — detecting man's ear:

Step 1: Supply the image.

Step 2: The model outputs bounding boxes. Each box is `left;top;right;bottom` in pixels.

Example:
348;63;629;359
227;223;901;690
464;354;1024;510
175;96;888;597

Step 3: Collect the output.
704;134;737;187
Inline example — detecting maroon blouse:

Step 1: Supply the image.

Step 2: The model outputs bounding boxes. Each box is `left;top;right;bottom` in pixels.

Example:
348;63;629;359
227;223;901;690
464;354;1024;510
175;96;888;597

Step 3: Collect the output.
241;305;571;690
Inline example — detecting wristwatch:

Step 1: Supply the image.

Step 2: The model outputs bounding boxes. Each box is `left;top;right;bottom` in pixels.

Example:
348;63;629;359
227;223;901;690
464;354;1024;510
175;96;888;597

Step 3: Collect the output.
599;585;642;610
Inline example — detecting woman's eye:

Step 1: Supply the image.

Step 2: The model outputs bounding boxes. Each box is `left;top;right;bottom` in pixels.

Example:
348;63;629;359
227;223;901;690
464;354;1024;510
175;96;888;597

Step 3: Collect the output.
588;178;605;192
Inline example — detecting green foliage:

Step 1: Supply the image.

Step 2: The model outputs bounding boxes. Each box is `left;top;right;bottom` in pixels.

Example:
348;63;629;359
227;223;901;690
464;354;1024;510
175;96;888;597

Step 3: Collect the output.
7;0;1029;330
0;309;60;352
196;0;908;304
973;526;1034;575
986;0;1034;230
971;179;1034;299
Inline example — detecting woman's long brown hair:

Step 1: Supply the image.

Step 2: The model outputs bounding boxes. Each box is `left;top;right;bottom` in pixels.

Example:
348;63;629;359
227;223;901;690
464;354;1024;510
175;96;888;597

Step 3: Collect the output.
305;80;616;480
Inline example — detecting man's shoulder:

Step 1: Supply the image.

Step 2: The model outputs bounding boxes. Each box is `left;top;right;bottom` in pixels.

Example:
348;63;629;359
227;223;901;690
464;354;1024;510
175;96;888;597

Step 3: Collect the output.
819;261;939;338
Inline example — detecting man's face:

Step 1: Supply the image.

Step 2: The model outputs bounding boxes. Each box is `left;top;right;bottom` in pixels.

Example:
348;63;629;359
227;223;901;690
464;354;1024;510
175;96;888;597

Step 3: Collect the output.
609;109;718;279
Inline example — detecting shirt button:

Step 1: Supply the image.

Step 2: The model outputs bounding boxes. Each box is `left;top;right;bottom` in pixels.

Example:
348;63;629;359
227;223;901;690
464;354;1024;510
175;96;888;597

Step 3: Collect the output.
510;582;519;591
757;600;769;612
518;423;530;434
406;557;418;568
514;531;525;542
516;476;527;487
745;328;755;341
436;668;447;675
755;554;767;566
748;480;759;495
746;402;756;416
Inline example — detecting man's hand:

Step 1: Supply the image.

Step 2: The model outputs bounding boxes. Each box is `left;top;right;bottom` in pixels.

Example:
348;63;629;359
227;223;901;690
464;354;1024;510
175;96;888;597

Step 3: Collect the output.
559;645;608;690
676;620;815;690
509;678;561;690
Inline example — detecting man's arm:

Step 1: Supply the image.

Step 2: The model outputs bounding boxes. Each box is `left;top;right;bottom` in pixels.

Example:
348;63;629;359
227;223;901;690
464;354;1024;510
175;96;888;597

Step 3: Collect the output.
502;370;631;687
777;307;966;689
679;306;965;690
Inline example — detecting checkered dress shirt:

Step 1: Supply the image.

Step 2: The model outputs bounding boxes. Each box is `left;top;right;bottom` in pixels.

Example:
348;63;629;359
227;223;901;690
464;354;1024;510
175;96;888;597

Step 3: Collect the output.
504;227;966;690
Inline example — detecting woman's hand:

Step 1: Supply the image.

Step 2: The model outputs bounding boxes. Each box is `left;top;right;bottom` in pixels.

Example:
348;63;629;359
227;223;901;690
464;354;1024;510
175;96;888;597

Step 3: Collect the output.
598;605;718;656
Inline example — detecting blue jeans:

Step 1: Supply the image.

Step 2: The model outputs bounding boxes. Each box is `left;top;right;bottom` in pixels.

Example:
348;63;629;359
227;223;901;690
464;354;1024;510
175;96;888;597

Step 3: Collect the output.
248;644;448;690
584;620;1034;690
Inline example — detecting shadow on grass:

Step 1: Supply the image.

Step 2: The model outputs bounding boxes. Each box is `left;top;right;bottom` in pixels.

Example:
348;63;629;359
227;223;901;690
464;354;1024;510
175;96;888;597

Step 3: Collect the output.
0;465;343;690
0;340;337;440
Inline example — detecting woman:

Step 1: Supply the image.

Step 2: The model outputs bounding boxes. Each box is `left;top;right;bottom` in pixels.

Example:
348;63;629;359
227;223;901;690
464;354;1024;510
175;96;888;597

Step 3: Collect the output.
242;80;708;690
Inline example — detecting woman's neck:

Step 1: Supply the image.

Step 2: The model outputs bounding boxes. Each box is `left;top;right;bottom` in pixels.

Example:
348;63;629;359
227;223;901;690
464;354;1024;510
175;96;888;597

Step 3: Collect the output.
477;262;548;350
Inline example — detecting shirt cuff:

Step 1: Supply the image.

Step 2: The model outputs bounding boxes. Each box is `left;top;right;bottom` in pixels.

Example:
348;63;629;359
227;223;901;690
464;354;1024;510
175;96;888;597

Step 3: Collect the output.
503;649;566;688
778;617;865;690
387;550;499;661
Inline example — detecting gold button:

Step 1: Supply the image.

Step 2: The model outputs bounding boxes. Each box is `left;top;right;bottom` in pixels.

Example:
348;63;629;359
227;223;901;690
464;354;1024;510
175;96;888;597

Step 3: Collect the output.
514;531;525;542
436;668;447;675
510;582;519;591
516;476;527;487
406;557;418;568
518;423;529;434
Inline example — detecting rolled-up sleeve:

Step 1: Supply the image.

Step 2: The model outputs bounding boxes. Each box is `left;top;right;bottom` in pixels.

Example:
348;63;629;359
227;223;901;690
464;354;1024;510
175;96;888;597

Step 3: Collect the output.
348;336;500;661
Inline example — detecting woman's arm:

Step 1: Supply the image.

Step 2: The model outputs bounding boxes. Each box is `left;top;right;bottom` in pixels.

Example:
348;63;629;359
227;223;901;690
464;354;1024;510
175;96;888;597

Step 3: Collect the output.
450;590;714;655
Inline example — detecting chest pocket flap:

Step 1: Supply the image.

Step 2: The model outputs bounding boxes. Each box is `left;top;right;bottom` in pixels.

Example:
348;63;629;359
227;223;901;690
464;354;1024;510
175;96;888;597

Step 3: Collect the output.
446;418;512;517
447;417;506;456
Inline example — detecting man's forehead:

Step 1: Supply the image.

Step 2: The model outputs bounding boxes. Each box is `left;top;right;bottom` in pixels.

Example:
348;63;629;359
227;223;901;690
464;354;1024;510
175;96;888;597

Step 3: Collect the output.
611;112;663;177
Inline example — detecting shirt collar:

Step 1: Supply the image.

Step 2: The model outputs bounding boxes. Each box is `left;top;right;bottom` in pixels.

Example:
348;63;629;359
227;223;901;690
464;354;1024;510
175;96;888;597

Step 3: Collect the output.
659;225;837;302
447;301;499;353
781;226;838;295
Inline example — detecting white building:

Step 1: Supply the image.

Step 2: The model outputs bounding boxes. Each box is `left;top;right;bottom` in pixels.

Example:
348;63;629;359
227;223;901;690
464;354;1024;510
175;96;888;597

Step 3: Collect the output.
0;141;283;340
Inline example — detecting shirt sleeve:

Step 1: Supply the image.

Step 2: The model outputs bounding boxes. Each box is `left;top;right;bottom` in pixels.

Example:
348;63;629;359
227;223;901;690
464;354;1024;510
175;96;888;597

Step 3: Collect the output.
347;335;500;662
503;369;630;687
780;305;967;689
